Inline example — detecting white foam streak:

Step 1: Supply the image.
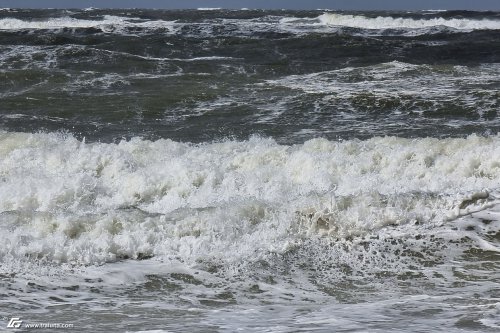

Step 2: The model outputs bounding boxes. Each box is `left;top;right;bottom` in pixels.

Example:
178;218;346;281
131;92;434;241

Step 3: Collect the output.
266;61;500;112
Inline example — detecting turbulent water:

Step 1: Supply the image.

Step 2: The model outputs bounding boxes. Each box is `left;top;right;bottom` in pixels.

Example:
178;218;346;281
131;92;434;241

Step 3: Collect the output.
1;8;500;332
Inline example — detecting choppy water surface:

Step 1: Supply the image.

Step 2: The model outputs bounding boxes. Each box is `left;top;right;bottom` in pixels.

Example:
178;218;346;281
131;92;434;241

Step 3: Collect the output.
1;8;500;332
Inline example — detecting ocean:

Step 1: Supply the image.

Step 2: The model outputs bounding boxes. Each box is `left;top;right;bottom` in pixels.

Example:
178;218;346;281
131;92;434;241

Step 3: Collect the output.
0;8;500;332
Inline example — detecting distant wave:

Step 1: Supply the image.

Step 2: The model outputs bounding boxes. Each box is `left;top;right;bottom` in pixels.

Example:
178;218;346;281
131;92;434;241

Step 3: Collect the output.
0;15;176;32
3;12;500;37
317;13;500;30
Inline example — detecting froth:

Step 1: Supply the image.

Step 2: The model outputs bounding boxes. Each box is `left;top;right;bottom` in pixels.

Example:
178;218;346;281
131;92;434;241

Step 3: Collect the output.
266;61;500;125
0;15;177;33
318;13;500;31
0;132;499;266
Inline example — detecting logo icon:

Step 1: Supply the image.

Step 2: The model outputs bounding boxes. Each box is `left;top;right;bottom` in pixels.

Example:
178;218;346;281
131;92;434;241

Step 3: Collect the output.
7;318;22;329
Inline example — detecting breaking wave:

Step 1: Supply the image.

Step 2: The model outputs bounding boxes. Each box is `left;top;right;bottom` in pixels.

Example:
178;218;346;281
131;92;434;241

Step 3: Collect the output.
318;13;500;30
0;132;499;266
0;15;176;32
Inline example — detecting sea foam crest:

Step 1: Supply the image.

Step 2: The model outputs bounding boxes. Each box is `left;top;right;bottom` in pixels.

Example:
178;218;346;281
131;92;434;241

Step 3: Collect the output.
318;13;500;30
0;132;499;265
0;15;176;32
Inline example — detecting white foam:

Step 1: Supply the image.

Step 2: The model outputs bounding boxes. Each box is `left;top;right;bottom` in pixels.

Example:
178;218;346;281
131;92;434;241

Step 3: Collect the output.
0;132;499;267
3;12;498;37
266;61;500;118
317;13;500;31
0;15;177;33
0;15;121;30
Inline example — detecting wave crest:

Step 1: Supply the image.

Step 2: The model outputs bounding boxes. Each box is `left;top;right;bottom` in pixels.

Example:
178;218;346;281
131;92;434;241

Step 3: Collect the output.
318;13;500;31
0;132;499;265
